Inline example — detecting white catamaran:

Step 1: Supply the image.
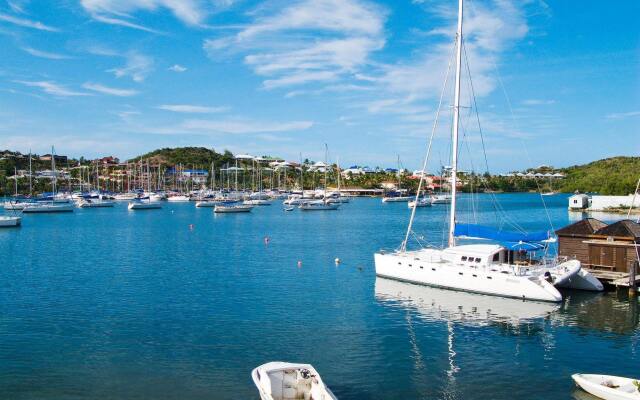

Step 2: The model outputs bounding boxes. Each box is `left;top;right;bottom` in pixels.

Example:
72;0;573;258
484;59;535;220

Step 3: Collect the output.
374;0;601;303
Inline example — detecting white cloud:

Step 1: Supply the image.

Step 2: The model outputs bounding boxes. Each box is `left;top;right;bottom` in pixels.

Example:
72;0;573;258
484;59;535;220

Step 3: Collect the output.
158;104;229;113
522;99;555;105
83;82;139;96
168;64;187;72
0;13;59;32
80;0;233;30
605;111;640;120
22;47;72;60
204;0;386;90
14;80;90;97
108;52;153;82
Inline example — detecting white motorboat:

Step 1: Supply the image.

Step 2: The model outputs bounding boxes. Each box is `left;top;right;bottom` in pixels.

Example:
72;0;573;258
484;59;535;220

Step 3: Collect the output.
3;201;30;210
244;199;273;206
214;204;253;213
128;200;162;210
408;198;432;208
572;374;640;400
431;194;452;204
0;216;21;227
541;192;556;196
299;200;339;211
22;202;74;213
382;194;411;203
77;199;115;208
195;200;217;207
284;194;305;205
251;362;337;400
114;192;138;201
167;195;190;202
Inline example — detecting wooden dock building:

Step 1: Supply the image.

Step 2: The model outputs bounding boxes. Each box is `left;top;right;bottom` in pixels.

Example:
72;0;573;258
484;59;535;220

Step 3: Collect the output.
556;218;640;291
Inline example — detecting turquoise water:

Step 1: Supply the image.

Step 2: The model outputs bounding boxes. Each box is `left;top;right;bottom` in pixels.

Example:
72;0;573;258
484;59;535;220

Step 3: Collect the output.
1;194;638;399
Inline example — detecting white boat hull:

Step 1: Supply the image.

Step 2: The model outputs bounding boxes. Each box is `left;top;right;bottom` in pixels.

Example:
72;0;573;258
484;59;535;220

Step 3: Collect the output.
128;202;162;210
572;374;640;400
299;202;339;210
78;200;115;208
382;196;411;203
214;205;253;213
22;203;74;213
195;201;217;207
0;216;21;227
374;251;562;302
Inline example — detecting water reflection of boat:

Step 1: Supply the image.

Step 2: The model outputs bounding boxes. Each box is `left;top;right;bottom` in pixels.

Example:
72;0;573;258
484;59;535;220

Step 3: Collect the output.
375;277;559;326
552;291;639;335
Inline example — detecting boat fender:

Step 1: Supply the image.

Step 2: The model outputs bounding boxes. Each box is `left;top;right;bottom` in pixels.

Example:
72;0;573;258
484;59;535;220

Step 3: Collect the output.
297;260;302;268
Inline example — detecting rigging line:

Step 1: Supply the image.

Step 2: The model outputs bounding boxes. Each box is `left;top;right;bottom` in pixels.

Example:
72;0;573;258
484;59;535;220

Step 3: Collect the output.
401;36;457;252
461;38;531;234
627;177;640;220
466;0;553;235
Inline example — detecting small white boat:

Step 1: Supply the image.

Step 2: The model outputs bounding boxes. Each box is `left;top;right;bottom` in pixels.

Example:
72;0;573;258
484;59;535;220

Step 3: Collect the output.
284;206;295;212
408;198;432;208
299;200;339;211
3;201;30;210
244;199;273;206
167;195;190;202
545;260;603;291
431;194;452;204
382;196;411;203
22;202;74;213
572;374;640;400
0;216;21;227
251;362;337;400
284;195;305;205
541;192;556;196
77;199;115;208
195;200;217;207
114;193;138;201
128;201;162;210
214;204;253;213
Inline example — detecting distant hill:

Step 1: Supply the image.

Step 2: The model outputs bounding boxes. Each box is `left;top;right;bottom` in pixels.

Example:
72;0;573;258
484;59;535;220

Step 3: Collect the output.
128;147;235;167
557;156;640;195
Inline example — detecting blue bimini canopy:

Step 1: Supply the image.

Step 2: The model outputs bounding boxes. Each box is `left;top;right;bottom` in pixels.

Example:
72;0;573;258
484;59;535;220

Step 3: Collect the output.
454;223;550;243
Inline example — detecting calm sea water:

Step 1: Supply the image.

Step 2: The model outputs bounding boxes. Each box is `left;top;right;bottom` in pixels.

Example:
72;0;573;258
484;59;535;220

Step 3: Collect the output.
1;194;638;399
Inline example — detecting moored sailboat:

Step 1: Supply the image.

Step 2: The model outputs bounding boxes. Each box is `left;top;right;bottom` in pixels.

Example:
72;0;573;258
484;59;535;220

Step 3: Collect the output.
373;0;593;302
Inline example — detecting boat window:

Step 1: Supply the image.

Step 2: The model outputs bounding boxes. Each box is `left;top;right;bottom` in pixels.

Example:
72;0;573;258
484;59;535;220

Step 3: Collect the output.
475;258;481;263
487;276;493;279
461;256;467;261
408;264;412;267
472;274;477;277
419;266;423;269
501;271;509;274
492;253;500;262
398;262;401;265
458;272;463;275
431;268;436;271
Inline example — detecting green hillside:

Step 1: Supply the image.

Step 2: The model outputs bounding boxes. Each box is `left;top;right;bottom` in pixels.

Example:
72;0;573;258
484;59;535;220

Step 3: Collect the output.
557;156;640;195
128;147;235;167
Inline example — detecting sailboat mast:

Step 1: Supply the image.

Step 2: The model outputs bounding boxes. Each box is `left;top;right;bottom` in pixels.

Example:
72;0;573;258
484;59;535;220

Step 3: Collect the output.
51;146;57;195
448;0;463;247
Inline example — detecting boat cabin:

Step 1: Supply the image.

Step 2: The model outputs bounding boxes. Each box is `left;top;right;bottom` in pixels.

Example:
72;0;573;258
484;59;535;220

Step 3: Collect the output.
556;218;640;273
442;244;541;267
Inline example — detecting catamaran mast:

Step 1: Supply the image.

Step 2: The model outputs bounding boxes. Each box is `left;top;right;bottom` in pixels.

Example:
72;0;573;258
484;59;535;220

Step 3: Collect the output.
448;0;463;247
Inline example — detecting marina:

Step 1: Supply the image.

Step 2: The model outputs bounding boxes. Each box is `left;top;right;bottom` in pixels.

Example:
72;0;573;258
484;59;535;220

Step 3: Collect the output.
0;0;638;398
1;193;639;399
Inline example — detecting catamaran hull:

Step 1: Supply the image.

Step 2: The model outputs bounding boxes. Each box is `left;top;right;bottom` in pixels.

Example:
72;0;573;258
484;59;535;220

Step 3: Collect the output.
374;253;562;302
0;216;21;227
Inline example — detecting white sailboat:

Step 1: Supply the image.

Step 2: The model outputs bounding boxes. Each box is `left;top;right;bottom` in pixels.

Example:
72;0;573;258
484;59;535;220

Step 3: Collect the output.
214;204;253;213
23;146;74;213
374;0;595;303
0;215;21;227
251;362;337;400
300;145;340;211
382;155;412;203
129;161;162;210
77;162;115;208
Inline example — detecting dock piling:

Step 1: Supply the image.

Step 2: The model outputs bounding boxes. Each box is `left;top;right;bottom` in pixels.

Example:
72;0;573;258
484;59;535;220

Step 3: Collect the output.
629;261;638;297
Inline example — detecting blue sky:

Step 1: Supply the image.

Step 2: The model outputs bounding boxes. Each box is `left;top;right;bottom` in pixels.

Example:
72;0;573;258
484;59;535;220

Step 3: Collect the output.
0;0;638;172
